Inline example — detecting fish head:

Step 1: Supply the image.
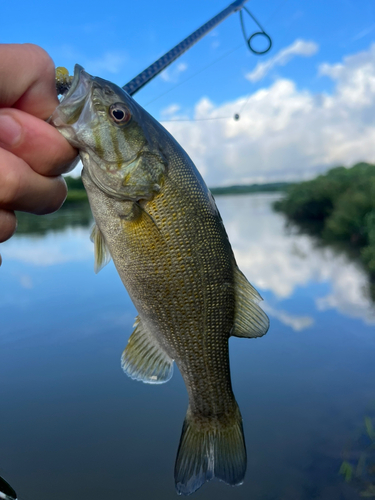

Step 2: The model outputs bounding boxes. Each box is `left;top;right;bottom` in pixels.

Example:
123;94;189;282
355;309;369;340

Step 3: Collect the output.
51;65;167;201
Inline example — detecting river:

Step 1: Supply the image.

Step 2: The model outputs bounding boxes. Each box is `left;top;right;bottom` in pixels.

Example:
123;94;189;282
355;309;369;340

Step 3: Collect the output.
0;193;374;499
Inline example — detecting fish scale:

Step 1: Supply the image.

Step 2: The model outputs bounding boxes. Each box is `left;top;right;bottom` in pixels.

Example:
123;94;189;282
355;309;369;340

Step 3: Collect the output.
149;162;235;411
51;64;269;495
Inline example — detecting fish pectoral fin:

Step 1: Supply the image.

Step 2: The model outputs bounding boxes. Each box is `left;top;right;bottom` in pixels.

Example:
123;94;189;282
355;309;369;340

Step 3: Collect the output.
232;267;269;339
121;316;174;384
122;149;167;201
90;224;112;274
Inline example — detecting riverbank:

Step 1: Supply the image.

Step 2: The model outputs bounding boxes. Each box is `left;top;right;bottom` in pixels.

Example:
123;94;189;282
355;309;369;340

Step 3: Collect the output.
63;176;291;203
273;162;375;278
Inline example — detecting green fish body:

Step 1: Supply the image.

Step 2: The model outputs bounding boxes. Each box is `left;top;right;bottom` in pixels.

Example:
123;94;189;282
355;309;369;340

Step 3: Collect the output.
51;65;269;495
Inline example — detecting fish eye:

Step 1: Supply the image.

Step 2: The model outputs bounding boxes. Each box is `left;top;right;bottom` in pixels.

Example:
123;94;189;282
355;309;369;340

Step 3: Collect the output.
109;103;131;124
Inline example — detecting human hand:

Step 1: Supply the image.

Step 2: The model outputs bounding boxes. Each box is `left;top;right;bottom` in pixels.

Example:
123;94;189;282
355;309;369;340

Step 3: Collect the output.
0;43;78;264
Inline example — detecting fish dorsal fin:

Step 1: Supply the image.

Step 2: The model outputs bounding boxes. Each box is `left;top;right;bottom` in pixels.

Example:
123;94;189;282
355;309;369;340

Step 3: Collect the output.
90;224;112;274
121;316;174;384
232;267;269;338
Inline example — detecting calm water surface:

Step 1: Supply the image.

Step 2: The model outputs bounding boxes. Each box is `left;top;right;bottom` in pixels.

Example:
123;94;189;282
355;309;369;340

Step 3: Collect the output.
1;193;374;500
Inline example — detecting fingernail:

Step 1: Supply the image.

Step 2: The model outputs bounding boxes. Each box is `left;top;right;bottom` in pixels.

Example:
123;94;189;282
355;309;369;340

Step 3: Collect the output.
0;114;22;147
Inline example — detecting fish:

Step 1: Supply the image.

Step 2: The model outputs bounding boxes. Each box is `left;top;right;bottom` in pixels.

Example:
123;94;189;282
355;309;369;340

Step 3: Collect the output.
50;65;269;495
0;476;17;500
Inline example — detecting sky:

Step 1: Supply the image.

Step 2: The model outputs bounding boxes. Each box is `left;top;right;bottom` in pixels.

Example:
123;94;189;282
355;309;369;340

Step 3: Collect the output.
2;0;375;186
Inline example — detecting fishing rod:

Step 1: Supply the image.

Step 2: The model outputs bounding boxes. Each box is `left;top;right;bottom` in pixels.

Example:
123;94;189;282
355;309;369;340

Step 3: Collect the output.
119;0;272;122
123;0;249;95
119;1;272;121
56;0;271;98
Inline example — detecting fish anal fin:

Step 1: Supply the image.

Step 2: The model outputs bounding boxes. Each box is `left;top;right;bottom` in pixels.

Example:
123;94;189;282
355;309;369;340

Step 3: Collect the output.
121;316;174;384
232;267;269;339
90;224;111;274
174;406;246;495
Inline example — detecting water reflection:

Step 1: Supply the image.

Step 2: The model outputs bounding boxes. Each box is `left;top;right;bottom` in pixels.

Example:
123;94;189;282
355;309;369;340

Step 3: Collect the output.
6;194;375;326
2;204;93;267
0;193;374;500
15;202;93;235
340;407;375;498
218;194;375;325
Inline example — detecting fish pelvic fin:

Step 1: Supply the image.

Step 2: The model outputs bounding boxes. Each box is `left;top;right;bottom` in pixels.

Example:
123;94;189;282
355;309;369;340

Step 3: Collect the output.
232;267;269;339
174;406;246;495
90;224;112;274
121;316;174;384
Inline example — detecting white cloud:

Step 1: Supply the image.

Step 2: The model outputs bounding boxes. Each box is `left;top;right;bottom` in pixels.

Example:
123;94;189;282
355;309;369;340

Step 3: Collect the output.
161;104;181;116
209;30;220;49
66;159;83;178
353;24;375;41
246;39;318;82
216;194;375;326
19;274;33;289
161;43;375;186
54;45;128;76
85;51;128;75
177;63;188;73
1;228;93;266
160;62;188;82
263;304;314;331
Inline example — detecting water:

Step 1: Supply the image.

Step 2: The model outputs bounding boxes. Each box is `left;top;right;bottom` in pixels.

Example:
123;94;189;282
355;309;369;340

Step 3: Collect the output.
0;193;374;500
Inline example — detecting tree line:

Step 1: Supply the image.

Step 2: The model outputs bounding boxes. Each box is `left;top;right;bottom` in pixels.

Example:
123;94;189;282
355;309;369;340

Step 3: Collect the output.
274;162;375;276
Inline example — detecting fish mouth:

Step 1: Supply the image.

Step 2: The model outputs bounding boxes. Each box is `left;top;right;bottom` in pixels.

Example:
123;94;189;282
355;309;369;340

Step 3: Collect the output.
59;64;92;105
53;64;93;128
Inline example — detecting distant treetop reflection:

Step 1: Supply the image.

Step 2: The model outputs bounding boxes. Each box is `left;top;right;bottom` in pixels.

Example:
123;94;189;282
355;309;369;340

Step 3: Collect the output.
15;201;93;236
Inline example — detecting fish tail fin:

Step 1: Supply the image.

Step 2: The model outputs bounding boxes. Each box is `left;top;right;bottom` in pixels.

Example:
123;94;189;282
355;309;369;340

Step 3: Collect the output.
174;406;246;495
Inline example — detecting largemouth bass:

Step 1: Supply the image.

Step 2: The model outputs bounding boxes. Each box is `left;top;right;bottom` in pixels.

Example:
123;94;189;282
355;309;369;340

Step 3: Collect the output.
51;65;269;495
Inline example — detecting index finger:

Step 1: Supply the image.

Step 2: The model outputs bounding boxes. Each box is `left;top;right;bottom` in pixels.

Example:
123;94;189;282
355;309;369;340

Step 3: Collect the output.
0;43;59;119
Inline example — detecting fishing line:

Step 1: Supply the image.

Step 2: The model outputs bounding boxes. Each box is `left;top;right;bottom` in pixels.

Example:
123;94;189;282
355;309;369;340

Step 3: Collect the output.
146;5;272;109
234;93;252;120
148;5;274;122
144;43;244;107
239;6;272;55
160;116;229;123
161;0;291;127
264;0;292;25
233;6;272;120
149;0;295;123
234;1;295;123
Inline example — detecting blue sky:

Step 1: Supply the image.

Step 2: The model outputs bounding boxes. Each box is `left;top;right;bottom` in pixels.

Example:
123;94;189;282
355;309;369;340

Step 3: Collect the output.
2;0;375;185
